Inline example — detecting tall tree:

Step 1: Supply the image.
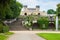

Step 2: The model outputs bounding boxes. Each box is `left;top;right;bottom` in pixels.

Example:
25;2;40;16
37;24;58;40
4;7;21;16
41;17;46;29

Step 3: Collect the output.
56;3;60;16
0;0;11;20
55;3;60;31
0;0;23;20
47;9;56;14
5;0;23;19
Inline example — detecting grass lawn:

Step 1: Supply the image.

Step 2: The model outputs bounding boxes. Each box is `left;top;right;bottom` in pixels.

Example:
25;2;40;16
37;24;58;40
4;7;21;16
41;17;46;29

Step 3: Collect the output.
0;32;14;40
37;33;60;40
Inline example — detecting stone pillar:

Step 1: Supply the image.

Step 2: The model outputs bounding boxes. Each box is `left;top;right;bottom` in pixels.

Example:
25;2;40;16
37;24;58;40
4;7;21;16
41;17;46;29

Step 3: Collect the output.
56;16;58;31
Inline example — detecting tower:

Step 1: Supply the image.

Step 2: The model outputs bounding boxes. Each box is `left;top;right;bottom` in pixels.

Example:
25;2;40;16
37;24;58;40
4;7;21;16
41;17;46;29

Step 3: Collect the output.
36;5;40;11
23;5;27;11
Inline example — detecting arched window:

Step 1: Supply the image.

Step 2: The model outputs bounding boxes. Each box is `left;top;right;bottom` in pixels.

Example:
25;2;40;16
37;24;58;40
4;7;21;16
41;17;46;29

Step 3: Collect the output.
24;13;27;15
38;13;40;15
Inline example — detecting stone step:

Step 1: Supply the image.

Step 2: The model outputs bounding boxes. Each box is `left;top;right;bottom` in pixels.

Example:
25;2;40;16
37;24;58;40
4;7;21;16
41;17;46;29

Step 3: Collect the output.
8;19;28;31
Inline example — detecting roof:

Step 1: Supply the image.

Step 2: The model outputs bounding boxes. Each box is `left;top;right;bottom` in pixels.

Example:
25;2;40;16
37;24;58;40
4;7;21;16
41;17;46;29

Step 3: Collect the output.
28;8;36;11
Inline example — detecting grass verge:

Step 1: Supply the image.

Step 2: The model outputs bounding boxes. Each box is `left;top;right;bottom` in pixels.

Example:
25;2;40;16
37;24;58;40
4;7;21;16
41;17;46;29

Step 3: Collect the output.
0;32;14;40
37;33;60;40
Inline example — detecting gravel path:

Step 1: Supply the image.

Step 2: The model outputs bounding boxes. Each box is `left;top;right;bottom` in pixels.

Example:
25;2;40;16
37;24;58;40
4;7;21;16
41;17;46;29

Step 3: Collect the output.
8;31;45;40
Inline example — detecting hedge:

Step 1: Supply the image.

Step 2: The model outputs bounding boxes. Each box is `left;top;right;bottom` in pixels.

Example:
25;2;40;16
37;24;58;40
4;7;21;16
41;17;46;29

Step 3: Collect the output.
37;17;49;29
37;17;56;29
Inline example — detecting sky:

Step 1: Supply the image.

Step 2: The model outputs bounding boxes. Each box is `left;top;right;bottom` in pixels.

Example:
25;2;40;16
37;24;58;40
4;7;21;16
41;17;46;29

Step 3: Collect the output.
17;0;60;12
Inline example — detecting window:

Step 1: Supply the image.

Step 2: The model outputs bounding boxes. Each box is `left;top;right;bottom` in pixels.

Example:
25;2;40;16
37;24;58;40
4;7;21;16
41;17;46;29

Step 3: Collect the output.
38;13;40;15
24;13;27;15
50;16;54;21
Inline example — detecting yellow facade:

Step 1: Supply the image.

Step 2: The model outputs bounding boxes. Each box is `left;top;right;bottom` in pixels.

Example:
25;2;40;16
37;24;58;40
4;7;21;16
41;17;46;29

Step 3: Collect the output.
20;5;47;16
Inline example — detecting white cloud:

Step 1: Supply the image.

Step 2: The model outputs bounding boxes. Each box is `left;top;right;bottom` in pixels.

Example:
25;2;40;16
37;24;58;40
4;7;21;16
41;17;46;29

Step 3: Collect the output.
17;0;60;11
39;1;60;11
17;0;39;8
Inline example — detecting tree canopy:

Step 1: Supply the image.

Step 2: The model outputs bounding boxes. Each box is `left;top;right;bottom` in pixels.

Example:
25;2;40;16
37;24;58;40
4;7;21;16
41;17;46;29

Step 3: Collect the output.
0;0;10;20
0;0;23;20
47;9;56;14
56;3;60;16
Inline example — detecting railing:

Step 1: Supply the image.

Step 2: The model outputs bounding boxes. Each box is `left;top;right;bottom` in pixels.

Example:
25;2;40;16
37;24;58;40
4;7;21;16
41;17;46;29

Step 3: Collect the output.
4;18;17;24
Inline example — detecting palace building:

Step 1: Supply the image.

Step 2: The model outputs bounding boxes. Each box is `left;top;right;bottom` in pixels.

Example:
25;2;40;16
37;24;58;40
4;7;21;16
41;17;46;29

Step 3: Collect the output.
20;5;47;16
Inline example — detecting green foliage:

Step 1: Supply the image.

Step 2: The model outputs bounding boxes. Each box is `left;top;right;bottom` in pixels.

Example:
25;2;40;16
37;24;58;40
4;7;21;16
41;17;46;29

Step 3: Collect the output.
2;25;9;33
24;21;32;29
4;32;14;35
58;20;60;24
0;23;3;32
56;3;60;16
0;0;11;20
0;34;7;40
47;9;56;14
57;3;60;7
0;0;23;20
0;0;22;33
5;0;23;19
0;32;14;40
37;17;49;29
27;15;33;22
0;22;9;33
24;15;33;28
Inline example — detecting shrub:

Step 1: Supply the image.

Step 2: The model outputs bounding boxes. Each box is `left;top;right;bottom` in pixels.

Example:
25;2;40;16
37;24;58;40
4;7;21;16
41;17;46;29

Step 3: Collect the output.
59;20;60;24
2;25;9;33
0;22;9;33
58;20;60;29
24;21;32;29
37;17;49;29
0;23;3;33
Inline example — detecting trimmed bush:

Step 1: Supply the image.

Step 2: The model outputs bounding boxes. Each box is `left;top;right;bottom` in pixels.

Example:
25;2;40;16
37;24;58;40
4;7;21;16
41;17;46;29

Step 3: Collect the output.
37;17;49;29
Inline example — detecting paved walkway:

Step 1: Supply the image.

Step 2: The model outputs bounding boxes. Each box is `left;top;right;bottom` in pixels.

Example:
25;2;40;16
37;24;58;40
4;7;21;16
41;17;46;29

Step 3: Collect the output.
8;31;60;40
8;31;45;40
